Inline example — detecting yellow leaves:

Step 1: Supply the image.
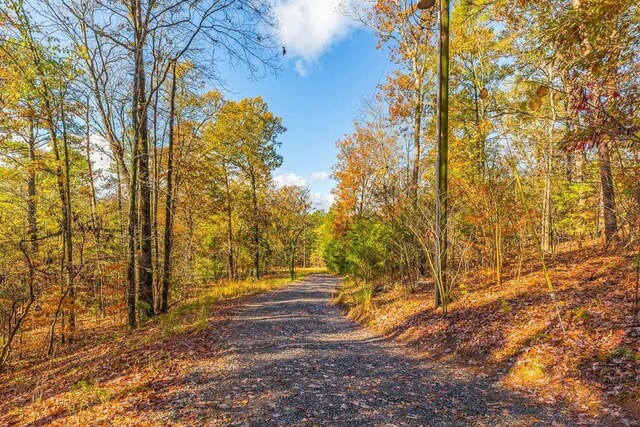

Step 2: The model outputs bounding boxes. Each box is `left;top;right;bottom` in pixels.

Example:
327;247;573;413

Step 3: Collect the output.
478;120;493;134
78;46;91;62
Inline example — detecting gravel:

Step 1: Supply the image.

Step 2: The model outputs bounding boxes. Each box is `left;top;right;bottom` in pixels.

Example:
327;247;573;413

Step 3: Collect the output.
166;275;572;426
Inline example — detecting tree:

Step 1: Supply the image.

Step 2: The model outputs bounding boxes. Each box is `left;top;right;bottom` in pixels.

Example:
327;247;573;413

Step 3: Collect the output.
270;186;312;280
204;98;284;279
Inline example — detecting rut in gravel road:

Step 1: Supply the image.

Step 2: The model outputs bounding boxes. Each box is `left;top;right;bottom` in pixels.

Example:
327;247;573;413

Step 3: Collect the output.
169;275;571;426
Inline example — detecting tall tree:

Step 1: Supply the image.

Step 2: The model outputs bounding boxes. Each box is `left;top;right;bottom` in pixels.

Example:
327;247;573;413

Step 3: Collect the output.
204;98;284;279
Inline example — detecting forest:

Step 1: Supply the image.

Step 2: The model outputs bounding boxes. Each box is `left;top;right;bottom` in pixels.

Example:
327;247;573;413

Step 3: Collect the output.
0;0;324;371
325;0;640;421
1;0;639;425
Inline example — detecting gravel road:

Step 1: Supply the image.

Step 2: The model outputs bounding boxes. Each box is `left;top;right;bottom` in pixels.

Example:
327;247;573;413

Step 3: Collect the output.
168;275;571;426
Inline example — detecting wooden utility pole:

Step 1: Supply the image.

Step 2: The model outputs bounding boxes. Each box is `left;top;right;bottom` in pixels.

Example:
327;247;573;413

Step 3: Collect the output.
433;0;450;309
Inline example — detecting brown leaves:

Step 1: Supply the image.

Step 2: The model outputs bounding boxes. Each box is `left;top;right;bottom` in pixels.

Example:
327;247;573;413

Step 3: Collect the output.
529;98;542;112
535;85;550;98
340;245;639;422
527;85;549;112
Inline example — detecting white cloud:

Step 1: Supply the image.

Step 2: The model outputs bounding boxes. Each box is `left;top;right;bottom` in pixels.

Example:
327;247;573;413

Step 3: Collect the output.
273;172;334;210
294;60;309;77
90;135;112;173
274;172;308;188
310;192;335;211
311;171;330;181
89;135;115;191
274;0;355;76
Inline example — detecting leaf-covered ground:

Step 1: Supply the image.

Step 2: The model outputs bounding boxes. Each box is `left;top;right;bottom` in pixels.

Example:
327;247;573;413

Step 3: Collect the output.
140;274;572;426
4;275;574;426
0;275;300;426
2;263;636;426
337;244;640;425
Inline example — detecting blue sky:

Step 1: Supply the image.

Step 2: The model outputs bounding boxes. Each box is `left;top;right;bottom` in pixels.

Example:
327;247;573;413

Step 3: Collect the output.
219;1;389;210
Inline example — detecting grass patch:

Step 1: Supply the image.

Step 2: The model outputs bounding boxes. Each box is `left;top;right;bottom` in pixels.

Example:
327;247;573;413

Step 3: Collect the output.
500;298;513;314
66;380;110;413
602;346;640;362
335;279;374;310
570;306;591;322
510;358;546;384
157;270;324;338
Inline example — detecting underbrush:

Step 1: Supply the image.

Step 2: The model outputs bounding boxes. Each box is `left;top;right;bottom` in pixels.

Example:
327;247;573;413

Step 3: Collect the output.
335;278;374;310
334;245;640;423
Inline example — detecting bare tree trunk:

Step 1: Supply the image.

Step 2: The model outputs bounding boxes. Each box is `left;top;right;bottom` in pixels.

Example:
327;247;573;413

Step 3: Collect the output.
494;200;502;286
24;24;76;343
127;1;143;327
302;229;307;269
411;98;422;200
161;61;177;314
541;91;557;253
133;0;154;319
541;151;553;252
126;150;139;329
27;118;38;253
152;79;161;309
84;99;105;317
290;242;296;281
116;166;125;238
60;103;75;338
598;139;618;244
251;173;260;280
224;166;235;280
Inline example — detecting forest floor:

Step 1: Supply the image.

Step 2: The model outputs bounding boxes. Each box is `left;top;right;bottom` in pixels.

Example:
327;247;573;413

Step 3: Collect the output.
0;271;317;426
4;274;577;426
1;258;636;426
337;242;640;426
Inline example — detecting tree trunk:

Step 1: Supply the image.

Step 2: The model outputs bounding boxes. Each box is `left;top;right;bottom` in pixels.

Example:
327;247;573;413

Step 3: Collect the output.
27;118;38;253
61;107;76;337
290;243;296;281
598;139;617;244
494;202;502;286
26;28;75;342
541;92;556;252
127;2;142;327
133;0;154;318
84;99;105;317
224;166;235;280
541;167;552;252
411;98;422;200
161;61;177;314
251;173;260;280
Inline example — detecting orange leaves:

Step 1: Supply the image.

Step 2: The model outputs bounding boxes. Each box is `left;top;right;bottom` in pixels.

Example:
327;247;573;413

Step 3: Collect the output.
529;98;542;112
333;121;401;230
